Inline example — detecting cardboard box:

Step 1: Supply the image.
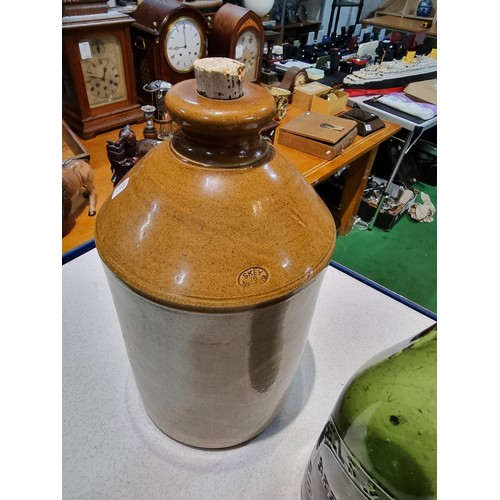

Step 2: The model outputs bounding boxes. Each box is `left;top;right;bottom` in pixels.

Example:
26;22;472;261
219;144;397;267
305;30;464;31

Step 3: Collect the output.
310;89;349;116
292;82;331;111
278;111;358;160
306;67;325;80
404;79;437;105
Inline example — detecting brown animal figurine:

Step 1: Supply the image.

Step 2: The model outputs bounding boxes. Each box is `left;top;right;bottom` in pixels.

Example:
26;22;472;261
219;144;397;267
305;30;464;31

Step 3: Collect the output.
62;159;97;225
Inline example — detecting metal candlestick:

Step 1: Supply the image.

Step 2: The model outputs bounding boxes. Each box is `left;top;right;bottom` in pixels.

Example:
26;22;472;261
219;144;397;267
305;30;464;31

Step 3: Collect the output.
143;80;173;140
141;105;158;140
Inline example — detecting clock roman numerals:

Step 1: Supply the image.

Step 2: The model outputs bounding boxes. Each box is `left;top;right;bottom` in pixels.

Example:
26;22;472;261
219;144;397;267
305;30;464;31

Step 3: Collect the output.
239;35;255;45
235;29;261;82
84;57;121;100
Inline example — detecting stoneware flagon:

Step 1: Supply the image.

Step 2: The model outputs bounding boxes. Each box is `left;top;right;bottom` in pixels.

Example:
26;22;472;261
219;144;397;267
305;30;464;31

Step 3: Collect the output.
302;325;437;499
94;58;336;448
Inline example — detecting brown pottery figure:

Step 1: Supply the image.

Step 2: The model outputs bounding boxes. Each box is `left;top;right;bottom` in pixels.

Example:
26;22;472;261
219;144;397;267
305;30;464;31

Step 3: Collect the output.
62;159;97;224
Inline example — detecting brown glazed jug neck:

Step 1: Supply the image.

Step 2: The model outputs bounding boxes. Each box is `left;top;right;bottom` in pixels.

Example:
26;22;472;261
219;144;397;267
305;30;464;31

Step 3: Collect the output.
166;80;276;167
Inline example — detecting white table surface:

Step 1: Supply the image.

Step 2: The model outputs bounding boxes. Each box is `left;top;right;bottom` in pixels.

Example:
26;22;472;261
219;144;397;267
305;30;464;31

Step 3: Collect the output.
62;249;435;499
347;95;437;132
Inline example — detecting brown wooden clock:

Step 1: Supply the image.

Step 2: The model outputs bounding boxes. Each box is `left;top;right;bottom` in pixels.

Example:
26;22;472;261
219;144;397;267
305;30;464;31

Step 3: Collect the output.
208;2;264;84
279;66;309;95
62;11;144;139
130;0;209;104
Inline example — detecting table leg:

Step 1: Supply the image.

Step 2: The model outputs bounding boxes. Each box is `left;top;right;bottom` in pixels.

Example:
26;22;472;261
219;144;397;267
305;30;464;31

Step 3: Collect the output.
367;129;415;230
336;145;379;235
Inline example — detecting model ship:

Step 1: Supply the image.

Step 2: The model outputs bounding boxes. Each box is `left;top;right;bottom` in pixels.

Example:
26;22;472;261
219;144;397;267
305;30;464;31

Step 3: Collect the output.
343;55;437;89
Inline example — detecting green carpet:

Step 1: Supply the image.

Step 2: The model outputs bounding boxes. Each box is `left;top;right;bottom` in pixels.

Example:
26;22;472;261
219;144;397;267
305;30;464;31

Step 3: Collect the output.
331;181;437;314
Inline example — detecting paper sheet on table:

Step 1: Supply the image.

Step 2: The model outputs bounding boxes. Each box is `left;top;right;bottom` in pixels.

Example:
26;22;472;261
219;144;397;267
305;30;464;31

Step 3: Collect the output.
378;92;437;120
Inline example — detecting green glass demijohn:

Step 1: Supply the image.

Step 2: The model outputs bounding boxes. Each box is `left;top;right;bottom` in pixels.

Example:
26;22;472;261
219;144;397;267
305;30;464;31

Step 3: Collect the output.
302;324;437;500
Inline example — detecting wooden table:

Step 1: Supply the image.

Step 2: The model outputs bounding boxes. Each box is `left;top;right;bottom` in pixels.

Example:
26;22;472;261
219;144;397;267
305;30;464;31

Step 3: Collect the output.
62;105;400;260
275;106;400;235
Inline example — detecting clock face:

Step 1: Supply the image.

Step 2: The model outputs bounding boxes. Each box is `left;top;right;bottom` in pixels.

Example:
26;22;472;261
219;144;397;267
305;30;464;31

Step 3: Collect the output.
164;16;205;73
235;29;261;82
79;35;128;108
294;71;308;87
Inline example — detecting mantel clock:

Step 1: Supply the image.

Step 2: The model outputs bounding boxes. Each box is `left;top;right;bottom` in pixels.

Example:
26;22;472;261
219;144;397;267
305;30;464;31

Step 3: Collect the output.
62;11;143;139
279;66;309;95
130;0;209;103
208;2;265;84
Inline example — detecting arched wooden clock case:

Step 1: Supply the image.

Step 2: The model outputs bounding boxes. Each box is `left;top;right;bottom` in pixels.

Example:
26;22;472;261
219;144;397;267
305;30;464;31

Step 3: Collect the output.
130;0;209;103
278;66;309;102
208;2;264;84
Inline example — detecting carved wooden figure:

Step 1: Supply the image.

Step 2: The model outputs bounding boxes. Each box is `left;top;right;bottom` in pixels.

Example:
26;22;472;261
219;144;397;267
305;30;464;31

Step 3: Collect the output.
106;124;159;186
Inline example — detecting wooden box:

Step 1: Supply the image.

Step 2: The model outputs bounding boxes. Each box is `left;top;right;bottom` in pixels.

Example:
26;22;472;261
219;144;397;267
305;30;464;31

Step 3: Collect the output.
62;120;90;165
293;82;331;111
310;89;349;116
278;111;357;160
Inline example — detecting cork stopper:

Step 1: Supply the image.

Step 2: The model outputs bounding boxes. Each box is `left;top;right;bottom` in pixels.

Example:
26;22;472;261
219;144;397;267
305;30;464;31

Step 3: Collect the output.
194;57;246;100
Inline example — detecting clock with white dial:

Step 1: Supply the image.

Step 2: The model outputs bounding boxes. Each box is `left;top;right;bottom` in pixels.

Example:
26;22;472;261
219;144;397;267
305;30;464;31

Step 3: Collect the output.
80;35;128;108
130;1;209;94
235;29;262;82
80;36;127;108
208;3;265;84
279;66;309;94
164;16;205;74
